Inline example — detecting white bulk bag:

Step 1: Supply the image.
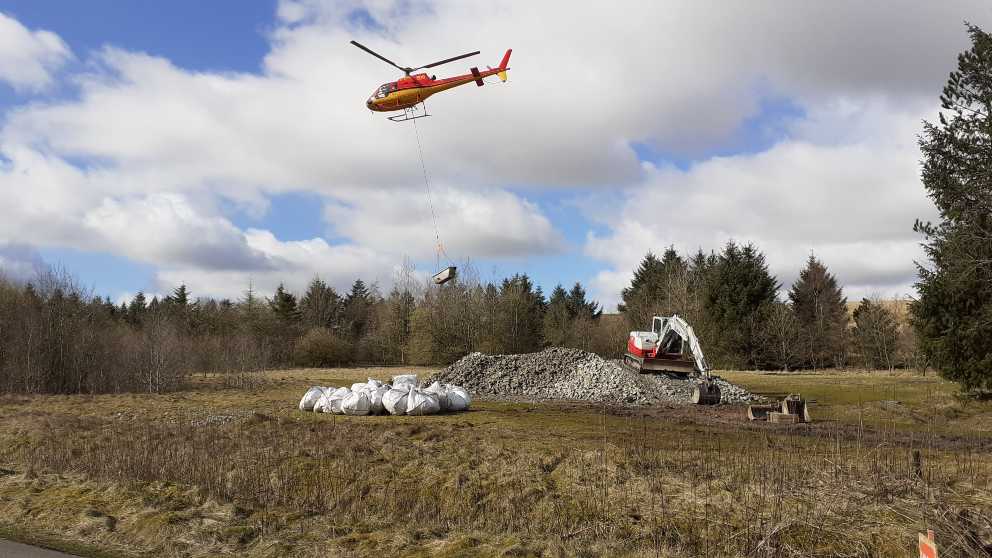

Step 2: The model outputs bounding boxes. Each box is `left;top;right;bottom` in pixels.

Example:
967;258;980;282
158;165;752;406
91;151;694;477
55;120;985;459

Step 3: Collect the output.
367;378;383;389
299;386;325;412
382;388;409;415
313;392;330;413
368;386;389;415
423;381;450;411
341;390;372;416
391;374;418;391
325;387;351;414
406;388;441;416
351;382;371;392
446;386;471;411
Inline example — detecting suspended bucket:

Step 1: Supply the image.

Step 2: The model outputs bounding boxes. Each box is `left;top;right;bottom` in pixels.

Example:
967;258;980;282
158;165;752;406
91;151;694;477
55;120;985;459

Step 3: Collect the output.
432;266;456;285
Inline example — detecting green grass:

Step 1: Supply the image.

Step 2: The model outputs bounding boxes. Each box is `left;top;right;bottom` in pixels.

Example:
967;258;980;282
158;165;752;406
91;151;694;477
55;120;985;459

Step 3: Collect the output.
0;366;989;557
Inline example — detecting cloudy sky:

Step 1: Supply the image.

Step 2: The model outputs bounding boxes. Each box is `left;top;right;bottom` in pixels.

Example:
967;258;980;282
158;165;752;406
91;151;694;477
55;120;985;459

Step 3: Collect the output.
0;1;989;308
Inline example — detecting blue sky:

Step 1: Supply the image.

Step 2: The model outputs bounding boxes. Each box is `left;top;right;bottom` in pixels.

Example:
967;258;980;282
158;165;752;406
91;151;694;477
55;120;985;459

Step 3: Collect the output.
0;2;981;307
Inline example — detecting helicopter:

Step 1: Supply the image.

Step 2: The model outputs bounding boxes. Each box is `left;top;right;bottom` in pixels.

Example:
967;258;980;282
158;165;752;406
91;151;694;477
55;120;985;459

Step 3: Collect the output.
351;40;511;122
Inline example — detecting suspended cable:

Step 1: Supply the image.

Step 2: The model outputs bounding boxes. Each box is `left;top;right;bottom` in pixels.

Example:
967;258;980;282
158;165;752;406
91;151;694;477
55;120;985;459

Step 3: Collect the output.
411;109;451;270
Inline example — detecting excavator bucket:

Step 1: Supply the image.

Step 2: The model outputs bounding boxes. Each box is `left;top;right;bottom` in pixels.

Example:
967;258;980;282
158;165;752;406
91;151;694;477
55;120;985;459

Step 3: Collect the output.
748;394;810;423
746;403;779;421
691;380;721;405
781;394;811;423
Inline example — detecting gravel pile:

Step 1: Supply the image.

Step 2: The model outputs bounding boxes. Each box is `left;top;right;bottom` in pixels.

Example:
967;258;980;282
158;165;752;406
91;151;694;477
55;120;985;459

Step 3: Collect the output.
433;347;761;405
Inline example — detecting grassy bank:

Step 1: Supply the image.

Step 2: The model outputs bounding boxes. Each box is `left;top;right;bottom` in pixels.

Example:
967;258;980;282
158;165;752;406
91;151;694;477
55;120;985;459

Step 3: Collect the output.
0;368;989;557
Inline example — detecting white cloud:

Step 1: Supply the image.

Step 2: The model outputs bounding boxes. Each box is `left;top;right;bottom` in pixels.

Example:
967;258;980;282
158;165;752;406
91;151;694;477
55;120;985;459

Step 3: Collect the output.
324;184;562;260
585;102;934;309
156;229;395;300
0;12;71;90
0;3;989;300
0;243;46;282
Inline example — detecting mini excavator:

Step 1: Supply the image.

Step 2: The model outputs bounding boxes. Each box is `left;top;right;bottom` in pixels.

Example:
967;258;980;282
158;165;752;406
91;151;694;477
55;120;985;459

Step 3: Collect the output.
624;315;722;405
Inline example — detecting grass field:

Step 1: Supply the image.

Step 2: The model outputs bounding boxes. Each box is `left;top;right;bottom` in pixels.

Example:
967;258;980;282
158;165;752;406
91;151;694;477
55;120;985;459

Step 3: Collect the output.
0;367;989;557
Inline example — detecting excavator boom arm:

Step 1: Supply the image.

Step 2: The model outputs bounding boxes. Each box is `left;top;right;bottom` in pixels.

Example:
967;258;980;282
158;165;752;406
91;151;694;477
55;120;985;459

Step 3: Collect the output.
652;315;710;376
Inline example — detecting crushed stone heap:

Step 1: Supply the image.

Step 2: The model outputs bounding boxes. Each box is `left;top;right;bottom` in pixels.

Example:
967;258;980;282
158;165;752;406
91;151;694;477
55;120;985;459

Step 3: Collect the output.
432;347;760;405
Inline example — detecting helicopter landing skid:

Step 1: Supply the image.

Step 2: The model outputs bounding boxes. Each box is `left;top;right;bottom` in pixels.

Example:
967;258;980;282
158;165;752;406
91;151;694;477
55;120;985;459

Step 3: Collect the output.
388;103;430;122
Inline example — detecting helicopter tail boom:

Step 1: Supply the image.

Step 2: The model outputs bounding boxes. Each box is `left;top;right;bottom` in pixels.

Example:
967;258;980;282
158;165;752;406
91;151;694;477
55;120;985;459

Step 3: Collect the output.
497;49;511;82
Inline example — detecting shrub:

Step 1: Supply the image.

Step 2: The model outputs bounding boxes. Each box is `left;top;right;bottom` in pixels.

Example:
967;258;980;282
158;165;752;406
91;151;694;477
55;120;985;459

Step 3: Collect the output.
293;328;353;367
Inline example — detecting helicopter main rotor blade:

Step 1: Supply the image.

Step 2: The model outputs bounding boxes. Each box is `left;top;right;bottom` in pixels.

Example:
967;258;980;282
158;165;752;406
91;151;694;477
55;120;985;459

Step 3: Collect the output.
414;51;481;71
350;40;411;73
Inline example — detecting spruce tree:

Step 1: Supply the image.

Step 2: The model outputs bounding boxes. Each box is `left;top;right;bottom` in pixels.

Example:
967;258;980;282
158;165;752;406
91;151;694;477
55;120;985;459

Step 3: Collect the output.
343;279;372;341
127;291;147;325
543;285;572;347
788;254;849;368
269;283;300;323
621;248;688;327
300;277;341;329
704;241;779;366
912;24;992;391
166;284;190;306
567;282;602;320
494;274;545;353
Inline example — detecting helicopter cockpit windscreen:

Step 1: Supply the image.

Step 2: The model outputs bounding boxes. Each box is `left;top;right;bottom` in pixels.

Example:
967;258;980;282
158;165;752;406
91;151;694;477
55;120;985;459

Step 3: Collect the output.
374;83;395;98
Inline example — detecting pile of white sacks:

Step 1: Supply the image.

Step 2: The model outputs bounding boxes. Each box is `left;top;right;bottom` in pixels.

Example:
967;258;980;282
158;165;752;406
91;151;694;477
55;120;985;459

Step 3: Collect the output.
297;374;471;416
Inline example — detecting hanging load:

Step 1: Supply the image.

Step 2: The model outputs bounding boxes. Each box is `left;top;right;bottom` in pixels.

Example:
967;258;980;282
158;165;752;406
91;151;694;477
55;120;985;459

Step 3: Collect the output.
433;266;457;285
623;315;721;405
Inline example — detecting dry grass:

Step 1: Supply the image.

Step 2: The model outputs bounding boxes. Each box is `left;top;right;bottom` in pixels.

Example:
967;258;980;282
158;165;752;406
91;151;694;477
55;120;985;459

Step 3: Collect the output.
0;367;990;557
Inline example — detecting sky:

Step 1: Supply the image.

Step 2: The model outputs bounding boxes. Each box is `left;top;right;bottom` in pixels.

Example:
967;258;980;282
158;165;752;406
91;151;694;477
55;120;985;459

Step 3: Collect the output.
0;1;990;309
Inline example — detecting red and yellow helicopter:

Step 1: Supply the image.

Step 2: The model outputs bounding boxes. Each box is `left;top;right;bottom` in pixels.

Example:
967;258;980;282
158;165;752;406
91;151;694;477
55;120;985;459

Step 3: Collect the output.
351;40;511;122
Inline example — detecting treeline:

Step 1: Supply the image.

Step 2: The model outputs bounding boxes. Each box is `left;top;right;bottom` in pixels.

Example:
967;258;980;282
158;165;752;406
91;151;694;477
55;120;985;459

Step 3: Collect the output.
0;265;622;394
0;269;269;394
0;241;919;395
621;243;919;371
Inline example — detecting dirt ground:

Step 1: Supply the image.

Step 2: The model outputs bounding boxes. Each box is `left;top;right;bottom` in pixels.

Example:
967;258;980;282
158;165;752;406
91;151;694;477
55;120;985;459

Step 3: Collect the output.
0;367;989;557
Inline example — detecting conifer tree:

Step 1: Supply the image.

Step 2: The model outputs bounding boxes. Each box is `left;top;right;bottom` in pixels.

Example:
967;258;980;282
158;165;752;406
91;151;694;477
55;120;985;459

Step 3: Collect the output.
127;291;147;325
853;298;899;370
912;24;992;391
704;241;779;366
788;254;849;368
300;277;340;329
543;285;572;347
621;248;689;327
269;283;300;323
343;279;372;341
494;274;545;353
567;282;602;320
166;284;190;306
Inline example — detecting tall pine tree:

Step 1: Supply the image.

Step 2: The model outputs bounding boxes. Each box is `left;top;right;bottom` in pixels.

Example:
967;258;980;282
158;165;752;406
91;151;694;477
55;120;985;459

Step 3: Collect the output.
705;241;779;367
913;25;992;391
788;254;849;369
300;277;340;329
269;283;300;324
